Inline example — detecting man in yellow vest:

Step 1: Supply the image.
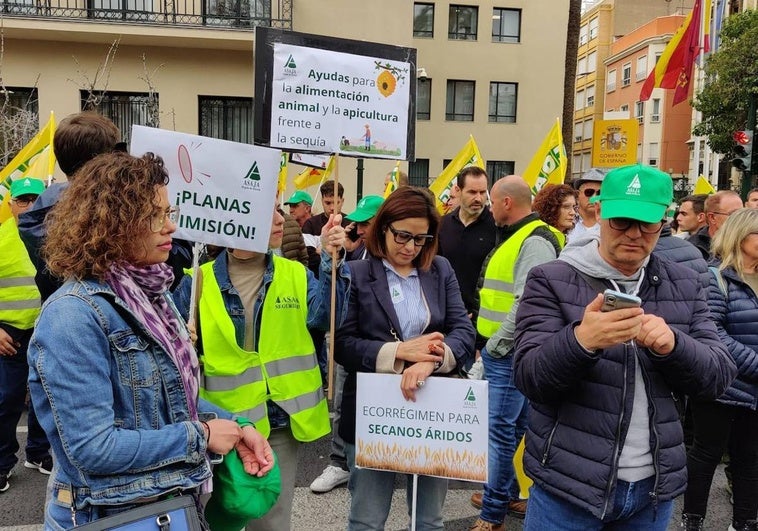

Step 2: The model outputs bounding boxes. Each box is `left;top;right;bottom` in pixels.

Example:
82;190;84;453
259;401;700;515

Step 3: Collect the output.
174;196;349;531
0;178;51;493
470;175;563;531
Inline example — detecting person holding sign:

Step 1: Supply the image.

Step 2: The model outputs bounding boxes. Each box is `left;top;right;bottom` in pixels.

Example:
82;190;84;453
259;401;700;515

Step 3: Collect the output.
174;195;350;531
27;152;274;529
335;186;476;531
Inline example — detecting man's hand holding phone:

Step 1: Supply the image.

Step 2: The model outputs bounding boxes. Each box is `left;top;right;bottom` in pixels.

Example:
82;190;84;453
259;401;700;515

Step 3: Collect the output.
575;291;644;351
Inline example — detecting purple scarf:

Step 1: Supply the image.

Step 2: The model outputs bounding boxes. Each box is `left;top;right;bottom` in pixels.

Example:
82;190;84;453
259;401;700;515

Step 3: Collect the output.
105;262;200;420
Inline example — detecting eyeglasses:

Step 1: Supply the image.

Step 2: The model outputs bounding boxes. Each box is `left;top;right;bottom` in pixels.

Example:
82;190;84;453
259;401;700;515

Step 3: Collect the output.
710;210;736;217
150;206;180;233
561;203;579;212
387;225;434;247
583;188;600;198
608;217;664;234
11;197;36;207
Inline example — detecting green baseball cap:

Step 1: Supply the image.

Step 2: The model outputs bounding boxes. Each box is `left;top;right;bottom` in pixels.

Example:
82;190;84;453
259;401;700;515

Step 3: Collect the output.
590;164;673;223
284;190;313;206
10;178;44;198
346;195;384;222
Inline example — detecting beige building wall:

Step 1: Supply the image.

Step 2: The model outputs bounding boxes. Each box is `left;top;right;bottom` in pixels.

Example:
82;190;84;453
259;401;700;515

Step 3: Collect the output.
1;0;569;210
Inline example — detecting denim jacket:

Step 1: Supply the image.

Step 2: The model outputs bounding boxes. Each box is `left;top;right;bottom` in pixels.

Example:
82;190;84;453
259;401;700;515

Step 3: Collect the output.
173;249;350;428
28;279;233;528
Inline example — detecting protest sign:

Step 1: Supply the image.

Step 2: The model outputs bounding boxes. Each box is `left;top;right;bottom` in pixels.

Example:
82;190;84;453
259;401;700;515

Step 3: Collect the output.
130;126;281;253
255;27;416;160
356;373;488;482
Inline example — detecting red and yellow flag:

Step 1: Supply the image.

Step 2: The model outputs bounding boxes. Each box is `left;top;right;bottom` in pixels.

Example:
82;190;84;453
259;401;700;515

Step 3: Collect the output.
639;0;706;105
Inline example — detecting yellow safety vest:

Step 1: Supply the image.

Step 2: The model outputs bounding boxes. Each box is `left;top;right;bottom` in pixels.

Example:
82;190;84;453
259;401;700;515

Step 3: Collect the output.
477;220;563;338
197;255;330;442
0;217;40;330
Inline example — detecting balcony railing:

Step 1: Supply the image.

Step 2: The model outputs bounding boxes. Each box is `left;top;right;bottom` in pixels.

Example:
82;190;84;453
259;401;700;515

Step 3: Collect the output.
0;0;292;29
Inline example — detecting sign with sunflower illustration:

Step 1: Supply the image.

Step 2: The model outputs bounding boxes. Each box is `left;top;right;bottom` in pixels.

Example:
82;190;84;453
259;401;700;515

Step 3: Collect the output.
254;28;416;161
355;373;488;482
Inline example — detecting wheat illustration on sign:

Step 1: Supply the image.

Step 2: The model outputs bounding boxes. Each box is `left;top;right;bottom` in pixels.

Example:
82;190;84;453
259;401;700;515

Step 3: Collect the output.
374;61;409;98
177;143;211;185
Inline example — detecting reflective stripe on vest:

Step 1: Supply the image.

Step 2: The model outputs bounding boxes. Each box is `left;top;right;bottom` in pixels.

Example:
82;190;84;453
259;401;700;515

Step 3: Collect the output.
477;219;556;338
197;255;330;442
0;218;40;329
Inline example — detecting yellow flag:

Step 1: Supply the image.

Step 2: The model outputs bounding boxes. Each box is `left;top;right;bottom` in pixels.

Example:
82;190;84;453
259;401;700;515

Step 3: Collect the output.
278;152;288;195
523;119;567;194
293;155;334;190
383;161;401;198
428;136;485;214
693;175;716;195
0;111;56;223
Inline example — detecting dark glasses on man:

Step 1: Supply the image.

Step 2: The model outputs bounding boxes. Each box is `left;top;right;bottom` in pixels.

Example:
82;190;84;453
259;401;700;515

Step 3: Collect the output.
583;188;600;198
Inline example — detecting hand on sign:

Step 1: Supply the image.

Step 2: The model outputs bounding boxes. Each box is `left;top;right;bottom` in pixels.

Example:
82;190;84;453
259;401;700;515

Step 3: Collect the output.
320;213;346;254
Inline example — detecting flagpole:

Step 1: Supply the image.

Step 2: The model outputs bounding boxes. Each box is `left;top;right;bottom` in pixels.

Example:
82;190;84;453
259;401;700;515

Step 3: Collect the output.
698;0;711;185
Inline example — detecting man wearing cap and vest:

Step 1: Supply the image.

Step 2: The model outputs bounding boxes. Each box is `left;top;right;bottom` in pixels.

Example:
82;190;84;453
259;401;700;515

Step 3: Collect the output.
470;175;563;531
283;190;313;229
0;178;52;493
174;196;349;531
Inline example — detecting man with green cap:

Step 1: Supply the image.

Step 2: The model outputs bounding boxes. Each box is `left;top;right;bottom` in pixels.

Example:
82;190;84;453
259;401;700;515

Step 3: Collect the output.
283;190;313;228
512;164;737;530
308;194;383;494
0;177;52;492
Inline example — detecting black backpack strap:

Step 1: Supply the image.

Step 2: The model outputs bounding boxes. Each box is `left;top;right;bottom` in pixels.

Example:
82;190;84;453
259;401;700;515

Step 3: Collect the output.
567;264;612;294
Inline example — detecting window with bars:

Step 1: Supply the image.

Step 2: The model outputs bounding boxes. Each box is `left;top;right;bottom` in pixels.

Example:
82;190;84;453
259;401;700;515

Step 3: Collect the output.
486;160;514;185
0;87;39;166
492;8;520;43
417;79;431;120
81;90;156;144
448;5;478;40
446;80;475;121
622;63;632;86
203;0;271;27
413;2;434;38
408;158;429;187
488;82;517;123
199;96;253;143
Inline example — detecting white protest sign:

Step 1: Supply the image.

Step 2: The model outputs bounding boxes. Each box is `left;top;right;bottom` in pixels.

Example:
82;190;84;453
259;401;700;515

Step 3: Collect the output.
130;126;280;253
356;373;488;482
271;43;411;159
289;152;330;168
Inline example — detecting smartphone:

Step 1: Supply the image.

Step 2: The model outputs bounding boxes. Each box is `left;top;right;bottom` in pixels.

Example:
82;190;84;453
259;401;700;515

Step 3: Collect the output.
600;289;642;312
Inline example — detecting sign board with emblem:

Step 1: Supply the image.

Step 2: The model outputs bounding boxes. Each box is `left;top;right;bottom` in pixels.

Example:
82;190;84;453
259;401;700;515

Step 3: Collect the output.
254;27;416;161
591;119;638;168
355;373;488;482
130;126;281;253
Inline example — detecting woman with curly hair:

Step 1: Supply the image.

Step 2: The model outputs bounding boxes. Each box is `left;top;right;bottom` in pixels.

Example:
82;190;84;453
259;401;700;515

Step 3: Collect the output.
532;184;578;243
27;151;274;529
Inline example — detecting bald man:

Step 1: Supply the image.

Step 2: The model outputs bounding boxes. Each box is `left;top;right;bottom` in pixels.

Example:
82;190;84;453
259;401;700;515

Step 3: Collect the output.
470;176;563;530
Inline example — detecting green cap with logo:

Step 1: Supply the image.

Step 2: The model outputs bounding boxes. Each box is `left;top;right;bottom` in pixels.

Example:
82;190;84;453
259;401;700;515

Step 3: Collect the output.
346;195;384;222
10;178;45;198
590;164;673;223
283;190;313;206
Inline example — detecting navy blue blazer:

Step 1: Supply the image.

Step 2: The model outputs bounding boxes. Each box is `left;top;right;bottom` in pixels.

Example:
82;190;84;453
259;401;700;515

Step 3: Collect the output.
335;254;476;443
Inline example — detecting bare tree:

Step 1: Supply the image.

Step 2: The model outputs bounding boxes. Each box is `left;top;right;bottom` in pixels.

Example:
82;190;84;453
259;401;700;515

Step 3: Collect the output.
138;52;163;128
562;0;582;179
70;38;120;110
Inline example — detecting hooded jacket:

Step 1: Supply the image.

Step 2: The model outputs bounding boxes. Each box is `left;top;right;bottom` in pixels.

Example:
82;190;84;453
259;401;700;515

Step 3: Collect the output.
513;238;736;519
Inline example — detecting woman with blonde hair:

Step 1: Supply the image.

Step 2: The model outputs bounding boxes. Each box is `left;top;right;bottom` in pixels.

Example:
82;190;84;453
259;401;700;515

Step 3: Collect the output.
681;207;758;531
28;152;273;529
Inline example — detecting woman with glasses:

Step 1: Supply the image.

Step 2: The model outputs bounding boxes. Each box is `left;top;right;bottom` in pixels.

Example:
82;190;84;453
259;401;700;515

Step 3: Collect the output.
532;184;579;243
681;208;758;531
27;152;274;529
335;186;476;530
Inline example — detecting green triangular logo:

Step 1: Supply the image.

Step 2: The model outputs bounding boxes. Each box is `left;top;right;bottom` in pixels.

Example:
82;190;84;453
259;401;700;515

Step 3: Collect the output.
245;161;261;181
392;287;400;298
465;387;476;401
285;54;297;69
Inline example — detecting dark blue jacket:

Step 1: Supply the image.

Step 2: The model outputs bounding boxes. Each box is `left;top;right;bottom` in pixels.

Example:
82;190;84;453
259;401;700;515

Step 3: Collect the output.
707;264;758;410
653;224;710;290
335;255;476;444
513;255;736;519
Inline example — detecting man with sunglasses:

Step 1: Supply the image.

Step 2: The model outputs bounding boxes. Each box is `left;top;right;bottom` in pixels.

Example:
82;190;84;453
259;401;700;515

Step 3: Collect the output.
567;168;607;242
513;164;737;530
0;177;52;492
470;175;563;531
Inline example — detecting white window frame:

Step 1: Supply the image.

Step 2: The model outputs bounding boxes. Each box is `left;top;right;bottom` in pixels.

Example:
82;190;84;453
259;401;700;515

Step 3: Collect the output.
606;69;616;92
622;63;632;86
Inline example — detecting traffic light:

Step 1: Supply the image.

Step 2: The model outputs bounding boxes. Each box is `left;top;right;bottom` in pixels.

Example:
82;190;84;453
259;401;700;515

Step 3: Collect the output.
732;130;754;172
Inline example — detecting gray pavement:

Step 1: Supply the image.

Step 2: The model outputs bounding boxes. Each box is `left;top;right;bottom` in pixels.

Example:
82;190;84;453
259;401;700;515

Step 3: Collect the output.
1;416;735;530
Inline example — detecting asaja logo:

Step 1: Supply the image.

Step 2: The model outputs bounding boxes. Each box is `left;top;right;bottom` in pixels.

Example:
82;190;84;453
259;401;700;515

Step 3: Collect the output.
463;386;477;408
241;161;261;191
283;54;297;76
275;295;300;310
626;175;642;196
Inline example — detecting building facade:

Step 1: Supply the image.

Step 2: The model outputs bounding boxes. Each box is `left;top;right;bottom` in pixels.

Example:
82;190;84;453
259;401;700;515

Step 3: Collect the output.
0;0;569;210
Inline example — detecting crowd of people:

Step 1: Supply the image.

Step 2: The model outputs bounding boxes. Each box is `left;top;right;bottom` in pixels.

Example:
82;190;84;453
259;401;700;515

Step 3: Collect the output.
0;110;755;531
